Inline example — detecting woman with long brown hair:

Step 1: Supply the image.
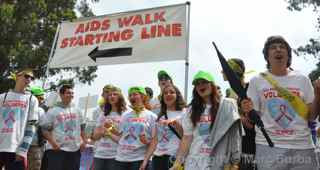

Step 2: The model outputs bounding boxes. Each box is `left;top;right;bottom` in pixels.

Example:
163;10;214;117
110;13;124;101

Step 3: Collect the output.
92;86;127;170
171;71;241;170
152;84;186;170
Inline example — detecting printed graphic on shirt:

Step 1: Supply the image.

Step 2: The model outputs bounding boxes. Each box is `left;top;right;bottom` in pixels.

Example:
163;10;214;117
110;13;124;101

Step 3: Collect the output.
268;98;296;129
57;113;78;141
263;88;301;129
0;100;27;133
122;117;151;145
198;115;212;155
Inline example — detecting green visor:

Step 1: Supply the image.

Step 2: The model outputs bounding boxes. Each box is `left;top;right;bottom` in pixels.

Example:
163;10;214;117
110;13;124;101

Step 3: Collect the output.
128;86;147;96
192;71;214;85
30;86;45;96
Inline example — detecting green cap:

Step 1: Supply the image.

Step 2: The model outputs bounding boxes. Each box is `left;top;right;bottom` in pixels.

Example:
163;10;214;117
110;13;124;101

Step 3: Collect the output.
30;86;45;96
192;71;214;85
128;86;147;95
157;70;171;80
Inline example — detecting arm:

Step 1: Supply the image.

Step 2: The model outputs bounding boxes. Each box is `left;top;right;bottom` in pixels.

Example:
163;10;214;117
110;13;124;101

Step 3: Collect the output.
16;120;37;158
42;128;60;150
309;79;320;120
171;135;193;170
16;96;39;158
140;130;158;170
308;79;320;120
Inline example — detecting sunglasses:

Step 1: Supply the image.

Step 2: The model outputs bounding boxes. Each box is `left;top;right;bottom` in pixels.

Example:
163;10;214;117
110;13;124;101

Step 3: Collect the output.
24;74;35;81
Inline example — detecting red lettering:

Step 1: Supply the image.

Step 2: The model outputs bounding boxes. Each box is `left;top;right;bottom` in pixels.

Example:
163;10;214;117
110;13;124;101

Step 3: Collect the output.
75;24;85;34
69;37;77;47
154;11;166;22
90;20;101;32
95;33;104;44
85;34;94;45
157;24;171;37
172;23;182;36
144;13;152;24
121;29;133;40
60;38;69;48
107;31;120;42
132;15;144;26
118;16;134;28
101;19;110;30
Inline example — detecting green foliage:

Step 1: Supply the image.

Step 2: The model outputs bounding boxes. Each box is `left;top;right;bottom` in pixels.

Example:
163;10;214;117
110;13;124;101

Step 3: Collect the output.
286;0;320;80
0;0;98;93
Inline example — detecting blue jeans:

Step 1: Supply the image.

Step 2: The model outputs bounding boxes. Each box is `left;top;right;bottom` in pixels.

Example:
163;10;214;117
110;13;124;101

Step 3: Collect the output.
47;150;81;170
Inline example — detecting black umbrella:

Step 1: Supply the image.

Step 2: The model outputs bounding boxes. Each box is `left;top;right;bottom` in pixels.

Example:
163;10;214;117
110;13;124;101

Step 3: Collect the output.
212;42;274;147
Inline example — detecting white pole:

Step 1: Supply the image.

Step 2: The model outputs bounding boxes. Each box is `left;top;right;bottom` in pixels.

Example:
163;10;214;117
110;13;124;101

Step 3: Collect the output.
42;23;61;88
184;2;191;101
84;93;90;121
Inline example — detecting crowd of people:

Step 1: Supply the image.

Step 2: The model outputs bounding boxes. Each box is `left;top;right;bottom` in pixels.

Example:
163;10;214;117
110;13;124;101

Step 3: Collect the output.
0;35;320;170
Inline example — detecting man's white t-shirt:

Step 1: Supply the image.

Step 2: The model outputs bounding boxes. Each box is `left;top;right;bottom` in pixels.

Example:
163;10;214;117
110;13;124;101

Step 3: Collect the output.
0;91;39;152
247;70;315;149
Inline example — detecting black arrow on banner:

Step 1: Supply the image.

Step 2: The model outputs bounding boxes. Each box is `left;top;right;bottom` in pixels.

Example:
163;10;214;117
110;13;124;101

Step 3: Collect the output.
88;47;133;62
212;41;274;147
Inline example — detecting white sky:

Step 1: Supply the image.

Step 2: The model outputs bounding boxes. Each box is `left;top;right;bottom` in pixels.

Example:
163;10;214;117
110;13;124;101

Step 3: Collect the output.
66;0;319;117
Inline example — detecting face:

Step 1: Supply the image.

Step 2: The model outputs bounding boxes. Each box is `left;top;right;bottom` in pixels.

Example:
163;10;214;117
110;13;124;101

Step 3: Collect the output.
158;77;172;91
16;73;34;87
108;91;120;105
129;92;143;106
60;88;74;104
267;42;289;69
163;86;177;107
194;79;212;98
102;90;111;100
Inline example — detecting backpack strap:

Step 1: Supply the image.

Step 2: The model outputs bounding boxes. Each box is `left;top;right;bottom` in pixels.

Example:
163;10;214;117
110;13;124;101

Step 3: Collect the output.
2;92;8;105
164;113;182;140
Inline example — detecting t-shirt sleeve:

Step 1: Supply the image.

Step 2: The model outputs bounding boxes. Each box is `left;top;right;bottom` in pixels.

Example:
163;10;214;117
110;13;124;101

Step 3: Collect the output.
27;95;39;121
247;78;260;111
303;77;315;104
182;107;193;136
39;108;55;129
0;93;5;107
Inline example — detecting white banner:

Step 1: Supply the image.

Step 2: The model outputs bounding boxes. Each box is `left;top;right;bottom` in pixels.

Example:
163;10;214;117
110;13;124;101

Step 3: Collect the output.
49;3;187;68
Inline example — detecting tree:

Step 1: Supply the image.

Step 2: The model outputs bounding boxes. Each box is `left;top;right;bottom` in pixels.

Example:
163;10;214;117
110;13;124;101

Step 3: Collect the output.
287;0;320;81
0;0;99;93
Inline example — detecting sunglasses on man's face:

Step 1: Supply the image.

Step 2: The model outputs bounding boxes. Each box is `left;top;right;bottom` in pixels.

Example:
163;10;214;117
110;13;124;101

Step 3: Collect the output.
24;74;35;81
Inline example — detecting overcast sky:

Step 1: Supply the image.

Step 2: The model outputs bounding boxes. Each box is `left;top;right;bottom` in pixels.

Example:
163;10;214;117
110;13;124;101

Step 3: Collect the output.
66;0;319;117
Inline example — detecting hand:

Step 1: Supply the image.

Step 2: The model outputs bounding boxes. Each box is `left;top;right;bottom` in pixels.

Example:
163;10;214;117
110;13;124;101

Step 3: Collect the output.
139;160;148;170
94;126;106;137
104;120;113;129
240;98;253;114
80;141;87;151
240;116;254;129
168;120;183;137
51;142;60;151
15;154;24;161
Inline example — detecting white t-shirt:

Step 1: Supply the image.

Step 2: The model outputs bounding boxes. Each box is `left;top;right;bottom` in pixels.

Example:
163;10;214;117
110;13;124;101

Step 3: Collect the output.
40;103;85;152
31;107;45;146
182;105;214;157
115;109;157;162
150;98;161;115
0;91;39;153
94;110;122;159
247;70;315;149
154;110;185;156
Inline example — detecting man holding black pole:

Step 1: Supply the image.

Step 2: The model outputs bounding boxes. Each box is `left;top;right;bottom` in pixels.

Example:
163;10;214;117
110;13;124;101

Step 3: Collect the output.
241;35;320;170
